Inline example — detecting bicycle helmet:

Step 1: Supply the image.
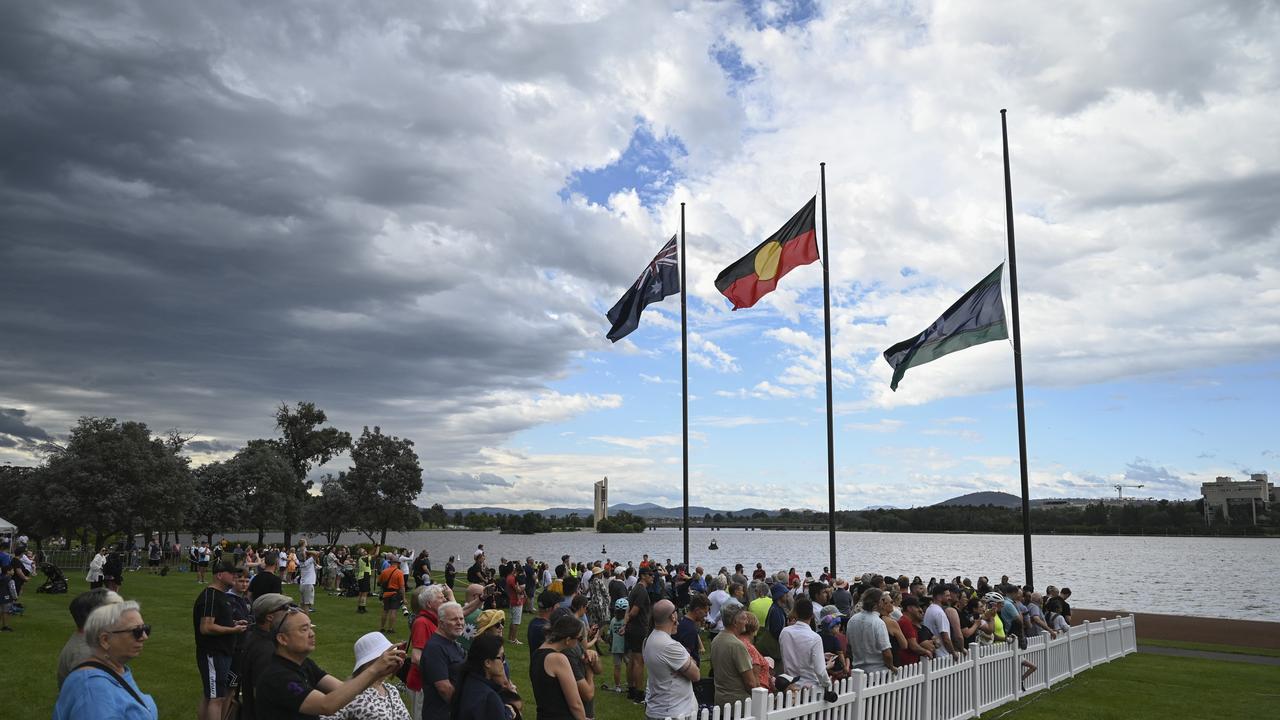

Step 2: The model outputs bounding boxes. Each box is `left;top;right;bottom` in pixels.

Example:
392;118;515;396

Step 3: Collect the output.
614;598;629;611
983;591;1005;604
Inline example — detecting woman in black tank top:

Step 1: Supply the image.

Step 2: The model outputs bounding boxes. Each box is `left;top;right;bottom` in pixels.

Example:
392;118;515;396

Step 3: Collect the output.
530;615;586;720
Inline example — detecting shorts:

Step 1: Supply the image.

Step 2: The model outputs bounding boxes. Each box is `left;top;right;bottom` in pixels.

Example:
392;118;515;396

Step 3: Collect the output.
148;558;160;567
300;583;315;605
197;652;232;699
612;652;626;665
510;604;523;625
625;629;647;654
382;592;403;611
357;577;371;593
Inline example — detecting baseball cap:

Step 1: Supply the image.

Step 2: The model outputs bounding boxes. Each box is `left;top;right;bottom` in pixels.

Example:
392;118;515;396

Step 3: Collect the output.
252;593;294;617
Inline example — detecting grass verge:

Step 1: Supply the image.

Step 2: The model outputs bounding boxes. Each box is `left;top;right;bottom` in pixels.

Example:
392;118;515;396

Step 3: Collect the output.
980;652;1276;719
1138;638;1280;658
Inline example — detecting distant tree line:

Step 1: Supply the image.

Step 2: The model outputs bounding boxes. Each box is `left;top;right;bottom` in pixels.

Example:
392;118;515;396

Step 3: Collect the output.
420;507;594;534
0;402;424;551
697;501;1274;536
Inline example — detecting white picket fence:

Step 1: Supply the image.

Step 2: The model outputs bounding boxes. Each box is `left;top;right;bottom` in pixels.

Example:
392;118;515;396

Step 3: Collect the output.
672;615;1137;720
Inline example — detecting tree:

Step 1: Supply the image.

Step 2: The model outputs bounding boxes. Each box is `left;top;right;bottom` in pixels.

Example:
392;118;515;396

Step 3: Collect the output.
188;460;250;545
341;426;423;545
273;402;352;545
423;503;449;528
40;417;193;548
237;440;301;547
597;510;645;533
305;474;357;545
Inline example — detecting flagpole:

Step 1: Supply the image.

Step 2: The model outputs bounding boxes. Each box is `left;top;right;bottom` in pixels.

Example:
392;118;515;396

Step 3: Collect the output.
680;202;690;570
819;163;837;579
1001;110;1034;588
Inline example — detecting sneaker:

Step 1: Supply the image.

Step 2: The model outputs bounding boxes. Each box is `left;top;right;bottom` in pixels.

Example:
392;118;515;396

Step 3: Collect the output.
614;685;626;693
1;626;12;632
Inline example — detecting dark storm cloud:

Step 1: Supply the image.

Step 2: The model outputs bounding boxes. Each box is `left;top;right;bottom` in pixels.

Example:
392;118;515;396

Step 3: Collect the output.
0;409;51;442
1079;172;1280;248
0;1;712;468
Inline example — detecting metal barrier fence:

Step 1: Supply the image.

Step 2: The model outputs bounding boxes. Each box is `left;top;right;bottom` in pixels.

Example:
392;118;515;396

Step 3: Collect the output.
670;615;1138;720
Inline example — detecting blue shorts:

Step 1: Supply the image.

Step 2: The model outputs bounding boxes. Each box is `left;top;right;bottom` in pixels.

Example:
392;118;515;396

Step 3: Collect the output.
197;652;232;699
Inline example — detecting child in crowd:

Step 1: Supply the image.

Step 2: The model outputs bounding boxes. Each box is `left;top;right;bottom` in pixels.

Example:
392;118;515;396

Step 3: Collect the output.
606;597;628;692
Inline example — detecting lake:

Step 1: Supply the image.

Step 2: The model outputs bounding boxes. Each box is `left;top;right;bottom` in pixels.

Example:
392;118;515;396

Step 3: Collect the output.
241;527;1280;622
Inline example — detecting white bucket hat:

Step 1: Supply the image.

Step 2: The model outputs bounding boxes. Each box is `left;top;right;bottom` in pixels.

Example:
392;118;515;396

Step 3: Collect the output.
352;631;394;674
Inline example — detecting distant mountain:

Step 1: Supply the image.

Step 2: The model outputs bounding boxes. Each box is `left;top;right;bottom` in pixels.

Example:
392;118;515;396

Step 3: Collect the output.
933;491;1023;508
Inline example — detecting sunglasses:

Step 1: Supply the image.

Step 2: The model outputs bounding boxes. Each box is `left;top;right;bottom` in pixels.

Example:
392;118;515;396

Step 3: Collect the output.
270;606;309;637
109;624;152;640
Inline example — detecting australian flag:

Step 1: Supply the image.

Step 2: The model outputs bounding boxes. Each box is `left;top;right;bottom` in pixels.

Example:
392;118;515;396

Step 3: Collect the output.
606;235;680;342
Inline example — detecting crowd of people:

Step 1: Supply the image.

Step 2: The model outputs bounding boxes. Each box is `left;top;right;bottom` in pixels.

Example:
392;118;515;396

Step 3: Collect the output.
36;535;1080;720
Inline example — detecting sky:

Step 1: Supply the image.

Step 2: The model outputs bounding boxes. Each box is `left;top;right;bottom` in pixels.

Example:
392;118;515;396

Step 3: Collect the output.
1;1;1277;512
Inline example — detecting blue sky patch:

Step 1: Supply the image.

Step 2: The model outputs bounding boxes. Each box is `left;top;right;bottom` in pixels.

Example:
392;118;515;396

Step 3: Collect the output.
561;120;687;208
743;0;821;31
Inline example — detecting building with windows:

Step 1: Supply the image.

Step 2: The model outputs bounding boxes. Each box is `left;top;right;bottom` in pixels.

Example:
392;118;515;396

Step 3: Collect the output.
593;477;608;530
1201;473;1275;524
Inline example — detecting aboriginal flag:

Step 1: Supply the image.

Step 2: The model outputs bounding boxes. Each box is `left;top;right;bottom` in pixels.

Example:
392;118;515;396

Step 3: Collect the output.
606;235;680;342
715;197;818;310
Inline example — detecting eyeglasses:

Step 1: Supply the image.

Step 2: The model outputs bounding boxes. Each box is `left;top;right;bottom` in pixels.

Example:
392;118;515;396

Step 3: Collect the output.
109;624;152;640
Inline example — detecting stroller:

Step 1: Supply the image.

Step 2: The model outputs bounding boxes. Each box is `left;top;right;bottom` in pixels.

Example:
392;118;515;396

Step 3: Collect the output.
37;562;69;594
335;568;359;597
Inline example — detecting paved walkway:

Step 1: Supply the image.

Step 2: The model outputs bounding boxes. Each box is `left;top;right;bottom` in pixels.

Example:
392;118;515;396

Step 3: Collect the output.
1138;644;1280;666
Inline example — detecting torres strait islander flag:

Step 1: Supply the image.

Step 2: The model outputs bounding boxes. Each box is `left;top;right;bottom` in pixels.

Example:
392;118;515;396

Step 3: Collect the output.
715;197;818;309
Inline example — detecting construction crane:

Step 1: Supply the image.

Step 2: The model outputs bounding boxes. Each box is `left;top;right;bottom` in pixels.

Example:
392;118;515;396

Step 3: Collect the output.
1112;483;1144;500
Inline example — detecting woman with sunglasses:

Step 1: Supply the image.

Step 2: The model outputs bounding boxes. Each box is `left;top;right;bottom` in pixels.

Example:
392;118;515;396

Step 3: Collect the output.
452;634;522;720
54;600;157;719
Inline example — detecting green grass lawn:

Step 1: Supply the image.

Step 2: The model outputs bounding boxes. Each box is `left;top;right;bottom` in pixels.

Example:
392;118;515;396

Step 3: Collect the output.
982;652;1277;719
1138;638;1280;658
0;569;651;720
4;571;1270;720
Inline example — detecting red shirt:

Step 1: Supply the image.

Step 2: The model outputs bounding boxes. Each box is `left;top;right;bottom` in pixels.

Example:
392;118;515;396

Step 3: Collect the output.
898;615;922;665
505;573;523;606
405;608;439;691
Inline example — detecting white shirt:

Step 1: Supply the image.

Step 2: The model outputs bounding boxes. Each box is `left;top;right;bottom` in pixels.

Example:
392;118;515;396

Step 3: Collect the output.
398;554;412;575
299;556;317;585
643;629;697;718
923;603;950;644
707;589;731;631
780;622;832;690
847;609;892;673
624;576;638;590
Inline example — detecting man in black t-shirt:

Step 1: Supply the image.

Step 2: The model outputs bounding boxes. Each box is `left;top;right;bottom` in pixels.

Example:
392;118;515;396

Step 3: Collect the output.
624;568;654;701
248;551;282;601
194;561;249;720
466;553;486;585
255;609;403;719
233;593;295;720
